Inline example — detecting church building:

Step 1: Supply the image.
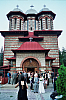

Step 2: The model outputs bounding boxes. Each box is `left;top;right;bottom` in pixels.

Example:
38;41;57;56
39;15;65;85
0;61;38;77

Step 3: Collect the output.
0;5;62;78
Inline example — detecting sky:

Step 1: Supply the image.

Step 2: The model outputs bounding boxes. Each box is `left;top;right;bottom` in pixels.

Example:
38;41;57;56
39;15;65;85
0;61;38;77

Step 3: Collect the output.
0;0;66;51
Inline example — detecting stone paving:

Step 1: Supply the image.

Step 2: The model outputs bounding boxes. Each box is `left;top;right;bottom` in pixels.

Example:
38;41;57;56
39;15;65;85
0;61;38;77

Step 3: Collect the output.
0;83;53;100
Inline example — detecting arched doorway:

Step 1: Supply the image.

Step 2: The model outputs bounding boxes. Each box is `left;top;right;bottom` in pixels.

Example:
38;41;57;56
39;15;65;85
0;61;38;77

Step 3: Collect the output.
20;56;41;73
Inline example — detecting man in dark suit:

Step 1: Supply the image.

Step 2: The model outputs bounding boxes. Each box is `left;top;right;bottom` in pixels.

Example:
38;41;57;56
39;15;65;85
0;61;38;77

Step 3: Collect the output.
18;72;22;82
54;75;57;91
11;71;16;84
51;70;54;84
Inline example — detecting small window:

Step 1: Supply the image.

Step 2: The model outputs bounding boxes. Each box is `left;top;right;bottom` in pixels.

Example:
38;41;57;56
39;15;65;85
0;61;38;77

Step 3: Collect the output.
50;19;52;30
20;19;21;30
11;19;12;30
35;20;36;30
45;17;48;29
40;19;42;30
14;18;17;29
31;27;32;30
27;20;28;30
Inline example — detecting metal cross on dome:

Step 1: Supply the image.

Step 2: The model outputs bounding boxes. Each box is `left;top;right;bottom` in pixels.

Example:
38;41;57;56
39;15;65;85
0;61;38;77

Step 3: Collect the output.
30;5;34;9
44;5;46;8
16;5;19;8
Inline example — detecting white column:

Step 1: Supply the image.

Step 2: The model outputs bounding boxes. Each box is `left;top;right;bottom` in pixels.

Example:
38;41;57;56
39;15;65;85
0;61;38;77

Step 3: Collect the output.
12;19;14;30
28;19;30;31
17;19;20;30
39;20;41;30
36;20;38;30
48;18;51;30
9;20;11;30
32;19;35;31
25;21;27;30
21;20;23;30
52;20;53;30
42;18;45;30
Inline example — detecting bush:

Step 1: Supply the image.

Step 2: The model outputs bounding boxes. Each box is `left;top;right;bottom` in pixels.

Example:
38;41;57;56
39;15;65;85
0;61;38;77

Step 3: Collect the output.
56;65;66;100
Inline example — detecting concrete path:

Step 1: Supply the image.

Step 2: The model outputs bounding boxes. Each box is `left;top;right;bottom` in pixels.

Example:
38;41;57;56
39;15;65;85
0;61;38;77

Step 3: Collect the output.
0;83;53;100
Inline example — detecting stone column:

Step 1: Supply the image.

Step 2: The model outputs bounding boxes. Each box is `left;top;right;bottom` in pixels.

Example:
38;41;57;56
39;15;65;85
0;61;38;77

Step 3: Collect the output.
32;19;35;31
25;21;27;30
21;20;23;30
48;18;51;30
39;20;41;30
9;20;11;30
12;19;14;30
17;19;20;30
28;19;30;31
36;20;38;30
52;20;53;30
42;18;45;30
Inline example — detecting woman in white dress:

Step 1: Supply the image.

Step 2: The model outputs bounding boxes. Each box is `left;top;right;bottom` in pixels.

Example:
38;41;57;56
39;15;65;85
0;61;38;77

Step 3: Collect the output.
39;75;45;93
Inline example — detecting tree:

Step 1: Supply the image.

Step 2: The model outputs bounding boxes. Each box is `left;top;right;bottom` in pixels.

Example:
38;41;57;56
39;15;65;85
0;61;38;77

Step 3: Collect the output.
0;46;3;66
59;49;62;65
56;65;66;100
59;47;66;67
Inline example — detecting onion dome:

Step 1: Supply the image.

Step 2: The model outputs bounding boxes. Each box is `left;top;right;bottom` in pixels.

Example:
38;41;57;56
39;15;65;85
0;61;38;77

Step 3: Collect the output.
39;7;51;12
38;5;56;20
7;5;25;20
13;7;23;13
25;9;37;14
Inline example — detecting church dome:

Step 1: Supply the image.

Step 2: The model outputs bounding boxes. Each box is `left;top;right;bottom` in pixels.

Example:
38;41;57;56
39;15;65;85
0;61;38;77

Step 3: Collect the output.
25;9;37;14
39;7;51;12
13;8;23;13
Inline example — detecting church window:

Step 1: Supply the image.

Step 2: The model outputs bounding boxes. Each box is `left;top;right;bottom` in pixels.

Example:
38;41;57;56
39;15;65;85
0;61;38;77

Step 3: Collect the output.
35;20;36;30
50;19;52;30
30;19;32;31
31;27;32;30
10;19;12;30
45;17;48;29
27;20;28;30
20;19;21;30
40;19;42;30
14;18;17;29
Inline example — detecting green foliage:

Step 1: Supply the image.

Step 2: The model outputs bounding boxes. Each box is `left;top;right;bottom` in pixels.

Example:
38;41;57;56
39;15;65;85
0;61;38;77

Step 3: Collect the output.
0;53;3;66
0;47;3;66
59;47;66;67
56;65;66;100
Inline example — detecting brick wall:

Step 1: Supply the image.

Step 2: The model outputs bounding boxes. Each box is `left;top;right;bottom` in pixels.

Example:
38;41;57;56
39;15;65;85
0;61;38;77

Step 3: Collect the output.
39;35;59;67
16;53;45;67
4;35;23;66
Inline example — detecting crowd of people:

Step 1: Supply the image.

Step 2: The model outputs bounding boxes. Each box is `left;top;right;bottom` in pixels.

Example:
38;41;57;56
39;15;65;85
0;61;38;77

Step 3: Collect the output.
7;70;58;100
7;70;50;91
7;71;27;85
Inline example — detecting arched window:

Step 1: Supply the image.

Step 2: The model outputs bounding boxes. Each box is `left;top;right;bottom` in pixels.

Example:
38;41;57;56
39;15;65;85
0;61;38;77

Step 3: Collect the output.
35;20;36;30
10;19;12;30
20;19;22;30
40;19;42;30
30;19;32;31
50;19;52;30
14;18;17;29
27;20;28;30
45;17;48;29
31;27;32;31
